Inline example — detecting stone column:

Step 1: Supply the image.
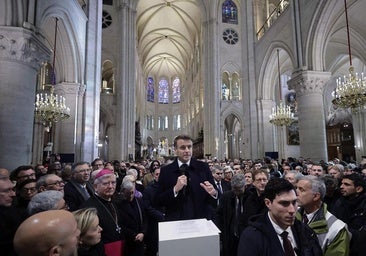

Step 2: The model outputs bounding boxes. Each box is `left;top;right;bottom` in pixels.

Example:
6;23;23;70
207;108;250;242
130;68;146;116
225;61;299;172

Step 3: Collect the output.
352;110;366;162
288;70;331;161
114;0;137;161
0;27;50;170
53;82;80;155
79;0;103;163
202;10;221;159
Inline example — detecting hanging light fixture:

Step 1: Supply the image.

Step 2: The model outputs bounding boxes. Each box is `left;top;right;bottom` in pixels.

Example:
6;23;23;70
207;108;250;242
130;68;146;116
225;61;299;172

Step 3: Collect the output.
269;49;295;126
35;18;70;129
332;0;366;110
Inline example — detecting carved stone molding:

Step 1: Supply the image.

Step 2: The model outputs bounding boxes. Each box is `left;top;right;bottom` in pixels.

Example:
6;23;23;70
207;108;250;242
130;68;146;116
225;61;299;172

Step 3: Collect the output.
55;82;81;95
78;84;87;97
288;70;331;97
0;27;50;69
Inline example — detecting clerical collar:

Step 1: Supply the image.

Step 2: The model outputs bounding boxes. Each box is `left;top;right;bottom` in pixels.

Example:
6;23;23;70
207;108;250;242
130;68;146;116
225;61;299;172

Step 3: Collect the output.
178;159;190;167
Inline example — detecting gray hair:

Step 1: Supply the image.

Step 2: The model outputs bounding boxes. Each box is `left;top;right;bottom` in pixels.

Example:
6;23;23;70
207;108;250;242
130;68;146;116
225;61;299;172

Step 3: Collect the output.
231;173;246;188
35;175;48;189
211;165;223;173
27;190;64;215
122;174;136;183
121;180;135;192
297;175;326;200
126;168;138;178
285;170;304;182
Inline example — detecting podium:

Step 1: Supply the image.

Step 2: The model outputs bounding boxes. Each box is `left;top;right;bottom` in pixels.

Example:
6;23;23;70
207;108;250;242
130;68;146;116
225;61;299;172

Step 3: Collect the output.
159;219;220;256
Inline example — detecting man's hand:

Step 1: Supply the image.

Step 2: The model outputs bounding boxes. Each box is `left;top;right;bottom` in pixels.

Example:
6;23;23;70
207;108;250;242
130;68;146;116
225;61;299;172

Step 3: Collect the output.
135;233;144;242
174;175;187;193
200;181;217;196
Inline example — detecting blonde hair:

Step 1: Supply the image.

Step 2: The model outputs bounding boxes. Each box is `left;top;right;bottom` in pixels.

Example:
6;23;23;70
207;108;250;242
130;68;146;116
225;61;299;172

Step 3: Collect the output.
73;207;98;238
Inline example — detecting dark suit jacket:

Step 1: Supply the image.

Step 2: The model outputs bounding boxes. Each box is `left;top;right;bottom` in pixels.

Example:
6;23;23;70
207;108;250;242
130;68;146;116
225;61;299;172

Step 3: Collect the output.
64;179;94;211
156;158;217;221
215;190;248;256
237;213;322;256
115;197;147;256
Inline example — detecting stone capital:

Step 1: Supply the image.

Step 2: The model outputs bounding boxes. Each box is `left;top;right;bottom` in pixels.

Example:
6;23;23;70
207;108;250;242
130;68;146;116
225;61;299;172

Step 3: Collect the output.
0;27;51;69
287;70;331;97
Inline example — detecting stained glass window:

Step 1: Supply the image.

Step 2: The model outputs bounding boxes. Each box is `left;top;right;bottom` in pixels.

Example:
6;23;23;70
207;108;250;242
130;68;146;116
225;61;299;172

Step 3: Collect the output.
222;0;238;25
147;77;154;102
172;77;181;103
158;79;169;104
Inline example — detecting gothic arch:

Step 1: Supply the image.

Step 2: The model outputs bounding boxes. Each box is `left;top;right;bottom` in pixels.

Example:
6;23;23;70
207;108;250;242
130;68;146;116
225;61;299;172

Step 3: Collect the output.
38;4;86;84
258;42;294;100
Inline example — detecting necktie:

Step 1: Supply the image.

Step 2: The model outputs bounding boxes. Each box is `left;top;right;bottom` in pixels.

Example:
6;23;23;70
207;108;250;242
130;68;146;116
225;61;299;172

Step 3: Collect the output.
217;182;223;194
303;213;309;224
280;231;295;256
234;196;242;237
81;185;90;200
181;163;188;169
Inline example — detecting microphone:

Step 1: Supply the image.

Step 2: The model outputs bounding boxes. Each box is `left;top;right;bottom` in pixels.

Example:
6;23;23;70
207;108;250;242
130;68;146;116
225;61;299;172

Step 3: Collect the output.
179;164;189;196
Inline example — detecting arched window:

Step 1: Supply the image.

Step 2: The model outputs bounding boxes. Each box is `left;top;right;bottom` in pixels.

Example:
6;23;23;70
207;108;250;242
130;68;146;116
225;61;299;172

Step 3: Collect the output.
222;0;238;25
101;60;115;94
158;79;169;104
173;114;181;130
222;72;230;100
172;77;181;103
147;76;154;102
146;115;154;130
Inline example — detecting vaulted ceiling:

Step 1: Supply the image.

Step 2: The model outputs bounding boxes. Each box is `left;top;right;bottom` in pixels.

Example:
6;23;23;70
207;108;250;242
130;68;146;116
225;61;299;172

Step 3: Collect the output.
136;0;202;78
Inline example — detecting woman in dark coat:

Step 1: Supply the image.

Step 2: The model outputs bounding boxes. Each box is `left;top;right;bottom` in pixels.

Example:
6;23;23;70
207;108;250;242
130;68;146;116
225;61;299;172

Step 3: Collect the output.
116;180;147;256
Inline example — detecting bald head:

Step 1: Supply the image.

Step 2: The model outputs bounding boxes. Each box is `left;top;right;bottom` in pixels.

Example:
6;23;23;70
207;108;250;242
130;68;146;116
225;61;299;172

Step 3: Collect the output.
0;168;10;179
14;210;80;256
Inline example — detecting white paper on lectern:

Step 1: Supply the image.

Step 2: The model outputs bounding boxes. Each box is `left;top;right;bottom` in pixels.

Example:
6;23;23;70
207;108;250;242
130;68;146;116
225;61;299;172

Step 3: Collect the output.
159;218;220;241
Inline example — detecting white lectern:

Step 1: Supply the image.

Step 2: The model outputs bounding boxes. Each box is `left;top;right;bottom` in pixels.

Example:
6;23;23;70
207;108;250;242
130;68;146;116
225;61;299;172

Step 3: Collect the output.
159;219;220;256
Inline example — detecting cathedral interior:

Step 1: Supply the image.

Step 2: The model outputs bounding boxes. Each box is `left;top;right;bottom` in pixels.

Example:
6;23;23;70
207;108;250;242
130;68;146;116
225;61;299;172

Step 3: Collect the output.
1;0;366;170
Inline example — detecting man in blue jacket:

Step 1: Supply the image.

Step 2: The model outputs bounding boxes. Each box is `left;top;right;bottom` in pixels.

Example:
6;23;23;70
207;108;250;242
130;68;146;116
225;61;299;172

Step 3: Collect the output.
237;178;322;256
156;134;217;221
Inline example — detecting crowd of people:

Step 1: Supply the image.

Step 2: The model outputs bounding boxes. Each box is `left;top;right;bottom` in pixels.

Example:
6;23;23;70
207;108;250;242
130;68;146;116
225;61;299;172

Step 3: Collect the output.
1;134;366;256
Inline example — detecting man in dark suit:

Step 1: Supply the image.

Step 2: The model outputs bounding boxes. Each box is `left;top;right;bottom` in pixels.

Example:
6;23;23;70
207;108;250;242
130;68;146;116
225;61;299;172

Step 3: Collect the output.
64;161;94;211
212;165;231;205
215;173;248;256
156;134;217;221
237;178;322;256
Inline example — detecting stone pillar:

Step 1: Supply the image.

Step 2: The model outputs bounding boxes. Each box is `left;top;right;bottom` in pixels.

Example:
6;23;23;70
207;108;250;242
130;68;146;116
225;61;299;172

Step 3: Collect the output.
202;12;221;159
0;27;50;170
352;110;366;162
114;0;137;161
288;70;331;161
259;99;276;155
53;82;80;155
79;0;103;163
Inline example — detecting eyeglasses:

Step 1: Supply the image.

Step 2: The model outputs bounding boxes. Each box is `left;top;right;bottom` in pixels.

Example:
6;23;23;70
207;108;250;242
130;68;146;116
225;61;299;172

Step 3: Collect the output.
47;180;64;186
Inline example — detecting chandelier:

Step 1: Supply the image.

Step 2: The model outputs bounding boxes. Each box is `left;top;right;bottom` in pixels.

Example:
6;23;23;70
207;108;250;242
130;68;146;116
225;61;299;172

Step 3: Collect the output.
269;102;295;126
332;0;366;110
34;17;70;129
35;87;70;129
269;49;295;126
